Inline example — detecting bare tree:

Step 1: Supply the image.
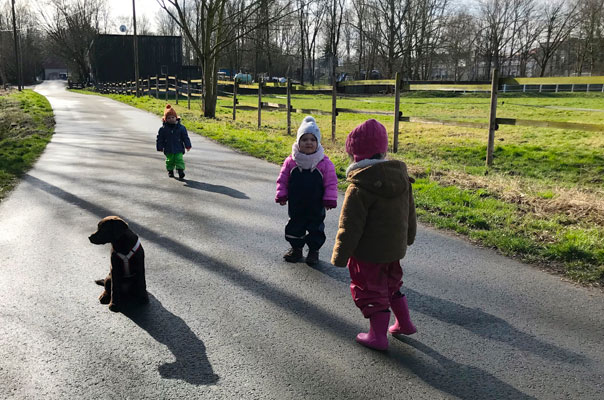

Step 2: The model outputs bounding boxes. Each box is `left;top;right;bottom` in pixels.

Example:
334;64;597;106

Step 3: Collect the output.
155;8;179;35
40;0;107;82
350;0;368;78
301;0;325;84
533;0;579;77
324;0;344;84
156;0;293;118
478;0;517;72
512;0;541;76
441;10;478;80
575;0;604;75
373;0;408;78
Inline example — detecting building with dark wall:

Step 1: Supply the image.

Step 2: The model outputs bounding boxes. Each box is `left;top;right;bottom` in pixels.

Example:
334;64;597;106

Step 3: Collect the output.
89;34;182;83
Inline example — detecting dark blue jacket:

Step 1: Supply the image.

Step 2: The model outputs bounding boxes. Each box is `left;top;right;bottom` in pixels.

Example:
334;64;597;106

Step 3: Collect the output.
156;120;192;154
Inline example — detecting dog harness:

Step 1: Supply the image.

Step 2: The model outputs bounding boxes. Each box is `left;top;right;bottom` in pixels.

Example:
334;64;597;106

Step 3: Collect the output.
114;238;141;278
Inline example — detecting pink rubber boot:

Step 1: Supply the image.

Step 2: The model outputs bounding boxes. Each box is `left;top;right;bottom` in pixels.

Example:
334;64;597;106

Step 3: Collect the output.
356;311;390;351
389;294;417;335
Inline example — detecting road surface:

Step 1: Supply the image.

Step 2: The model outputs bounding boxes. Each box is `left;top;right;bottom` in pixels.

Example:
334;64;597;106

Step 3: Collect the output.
1;81;602;399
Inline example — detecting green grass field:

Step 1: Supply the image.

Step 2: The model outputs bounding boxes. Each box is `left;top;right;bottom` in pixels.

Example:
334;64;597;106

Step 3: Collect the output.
0;89;55;201
75;89;604;285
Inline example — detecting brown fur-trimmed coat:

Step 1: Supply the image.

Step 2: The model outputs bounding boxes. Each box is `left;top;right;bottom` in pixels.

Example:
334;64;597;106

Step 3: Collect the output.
331;159;417;267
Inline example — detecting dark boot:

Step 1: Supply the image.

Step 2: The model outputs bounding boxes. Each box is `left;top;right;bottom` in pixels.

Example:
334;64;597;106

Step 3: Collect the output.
283;247;303;262
305;249;319;266
177;169;185;180
168;170;174;178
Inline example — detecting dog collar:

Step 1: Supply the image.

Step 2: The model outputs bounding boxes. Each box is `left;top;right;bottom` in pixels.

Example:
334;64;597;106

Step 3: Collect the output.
115;238;141;277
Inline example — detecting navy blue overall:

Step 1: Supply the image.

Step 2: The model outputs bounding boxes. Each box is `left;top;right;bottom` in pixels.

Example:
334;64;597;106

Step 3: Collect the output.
285;167;326;251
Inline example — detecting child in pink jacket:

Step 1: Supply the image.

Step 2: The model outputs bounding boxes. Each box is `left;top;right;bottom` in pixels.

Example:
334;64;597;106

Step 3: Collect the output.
276;116;338;266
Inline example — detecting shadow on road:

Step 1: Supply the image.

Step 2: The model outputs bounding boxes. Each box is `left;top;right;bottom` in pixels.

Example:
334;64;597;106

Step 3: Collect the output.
121;293;219;386
23;174;574;398
390;336;537;400
182;179;249;199
307;259;587;365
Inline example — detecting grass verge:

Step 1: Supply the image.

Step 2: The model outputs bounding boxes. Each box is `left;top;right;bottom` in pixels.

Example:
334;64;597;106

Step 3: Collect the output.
0;89;55;201
72;88;604;286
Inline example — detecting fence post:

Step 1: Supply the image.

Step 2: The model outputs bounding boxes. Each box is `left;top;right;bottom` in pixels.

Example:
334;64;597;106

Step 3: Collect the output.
556;84;559;93
257;78;262;128
539;84;543;93
486;68;499;167
156;77;159;98
503;84;507;93
523;84;526;93
571;84;575;93
147;78;150;96
587;84;590;93
287;78;292;135
175;76;179;105
187;79;191;109
232;80;238;120
165;76;168;102
331;74;337;143
393;72;401;153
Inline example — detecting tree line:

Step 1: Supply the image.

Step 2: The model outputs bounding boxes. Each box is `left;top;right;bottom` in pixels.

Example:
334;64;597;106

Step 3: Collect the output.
0;0;602;117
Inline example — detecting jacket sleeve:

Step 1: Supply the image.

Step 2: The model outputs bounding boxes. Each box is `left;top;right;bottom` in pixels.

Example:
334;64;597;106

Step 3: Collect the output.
181;126;192;150
156;128;164;151
331;185;369;267
320;157;338;202
407;179;417;246
275;156;295;200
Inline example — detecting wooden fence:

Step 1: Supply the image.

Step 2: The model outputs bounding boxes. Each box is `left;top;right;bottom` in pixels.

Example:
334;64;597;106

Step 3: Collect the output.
94;73;604;167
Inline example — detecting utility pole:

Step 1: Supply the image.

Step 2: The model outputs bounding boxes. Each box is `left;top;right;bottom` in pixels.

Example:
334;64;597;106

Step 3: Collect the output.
11;0;22;91
132;0;140;97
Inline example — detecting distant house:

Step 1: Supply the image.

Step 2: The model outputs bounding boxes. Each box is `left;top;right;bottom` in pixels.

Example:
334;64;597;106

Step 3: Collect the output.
89;34;182;83
42;55;68;80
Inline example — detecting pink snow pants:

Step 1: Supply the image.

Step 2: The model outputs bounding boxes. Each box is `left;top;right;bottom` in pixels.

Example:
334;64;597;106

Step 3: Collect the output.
348;256;403;318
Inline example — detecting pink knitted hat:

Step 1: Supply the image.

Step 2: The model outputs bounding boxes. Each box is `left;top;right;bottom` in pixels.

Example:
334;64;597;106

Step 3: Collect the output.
345;119;388;162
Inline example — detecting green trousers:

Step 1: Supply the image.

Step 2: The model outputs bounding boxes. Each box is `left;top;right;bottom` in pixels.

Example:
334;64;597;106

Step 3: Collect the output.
165;153;185;170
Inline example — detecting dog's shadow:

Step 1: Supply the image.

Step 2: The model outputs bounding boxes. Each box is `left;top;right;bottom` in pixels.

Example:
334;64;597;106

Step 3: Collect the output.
182;179;249;199
121;293;219;385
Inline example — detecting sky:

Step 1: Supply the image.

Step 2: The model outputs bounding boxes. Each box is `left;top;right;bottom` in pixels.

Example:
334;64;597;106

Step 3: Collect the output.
105;0;163;33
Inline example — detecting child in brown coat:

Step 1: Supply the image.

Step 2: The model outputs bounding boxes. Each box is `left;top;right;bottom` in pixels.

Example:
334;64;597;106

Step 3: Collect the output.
331;119;417;351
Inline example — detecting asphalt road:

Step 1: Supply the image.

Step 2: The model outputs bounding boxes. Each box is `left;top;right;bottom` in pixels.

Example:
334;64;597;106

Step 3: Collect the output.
1;81;603;399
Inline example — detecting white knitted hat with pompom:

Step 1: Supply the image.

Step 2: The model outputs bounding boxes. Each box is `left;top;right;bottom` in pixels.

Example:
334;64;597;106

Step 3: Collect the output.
296;116;321;146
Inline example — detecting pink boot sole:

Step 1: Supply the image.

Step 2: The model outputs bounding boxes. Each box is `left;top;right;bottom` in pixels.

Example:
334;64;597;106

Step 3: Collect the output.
356;333;389;350
388;324;417;335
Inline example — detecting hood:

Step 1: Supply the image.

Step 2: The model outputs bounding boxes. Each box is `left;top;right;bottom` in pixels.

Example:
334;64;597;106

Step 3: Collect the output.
347;159;413;198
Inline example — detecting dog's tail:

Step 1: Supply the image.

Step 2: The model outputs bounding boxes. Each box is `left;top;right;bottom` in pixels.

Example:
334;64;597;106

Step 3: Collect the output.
94;279;105;286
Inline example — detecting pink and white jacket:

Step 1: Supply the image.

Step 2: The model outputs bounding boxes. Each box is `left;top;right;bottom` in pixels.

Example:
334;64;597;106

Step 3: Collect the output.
275;143;338;205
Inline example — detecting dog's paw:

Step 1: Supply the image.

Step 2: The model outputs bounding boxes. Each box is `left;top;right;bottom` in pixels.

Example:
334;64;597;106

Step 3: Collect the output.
99;292;111;304
108;303;119;312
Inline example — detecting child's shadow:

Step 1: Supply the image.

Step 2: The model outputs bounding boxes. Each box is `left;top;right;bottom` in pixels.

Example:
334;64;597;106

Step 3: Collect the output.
121;293;219;385
182;179;249;199
308;261;586;364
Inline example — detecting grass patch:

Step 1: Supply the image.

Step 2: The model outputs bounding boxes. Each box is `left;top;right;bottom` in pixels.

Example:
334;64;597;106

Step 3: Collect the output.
0;89;55;201
73;87;604;286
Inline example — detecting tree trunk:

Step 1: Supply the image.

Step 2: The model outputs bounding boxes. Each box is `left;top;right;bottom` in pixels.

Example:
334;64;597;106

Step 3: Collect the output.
203;56;218;118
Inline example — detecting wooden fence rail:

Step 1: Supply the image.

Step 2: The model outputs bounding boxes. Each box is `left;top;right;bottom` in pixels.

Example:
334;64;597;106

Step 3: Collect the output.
94;75;604;165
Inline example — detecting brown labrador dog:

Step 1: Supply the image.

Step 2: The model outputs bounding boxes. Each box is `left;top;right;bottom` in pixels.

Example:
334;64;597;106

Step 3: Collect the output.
89;216;148;311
